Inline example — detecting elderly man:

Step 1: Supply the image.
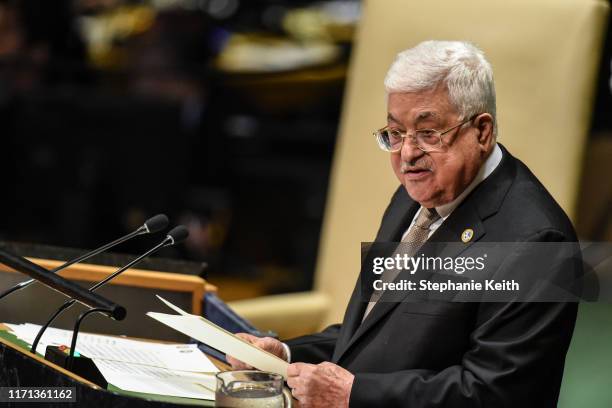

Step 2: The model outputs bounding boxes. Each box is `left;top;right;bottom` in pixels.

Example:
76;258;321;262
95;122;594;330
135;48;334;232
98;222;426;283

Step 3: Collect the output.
228;41;578;407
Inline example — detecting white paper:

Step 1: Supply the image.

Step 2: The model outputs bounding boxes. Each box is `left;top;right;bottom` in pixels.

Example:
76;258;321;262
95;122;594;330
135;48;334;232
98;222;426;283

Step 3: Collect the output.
4;322;220;401
81;342;218;373
6;323;130;355
147;307;289;379
7;323;154;356
94;359;216;400
156;295;193;316
5;323;218;373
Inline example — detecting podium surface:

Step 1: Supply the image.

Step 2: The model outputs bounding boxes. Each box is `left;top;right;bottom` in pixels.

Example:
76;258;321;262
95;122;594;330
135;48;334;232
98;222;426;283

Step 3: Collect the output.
0;325;222;407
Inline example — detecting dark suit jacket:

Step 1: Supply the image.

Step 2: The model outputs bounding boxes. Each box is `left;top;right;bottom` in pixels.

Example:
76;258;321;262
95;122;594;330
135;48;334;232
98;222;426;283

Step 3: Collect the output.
286;144;579;407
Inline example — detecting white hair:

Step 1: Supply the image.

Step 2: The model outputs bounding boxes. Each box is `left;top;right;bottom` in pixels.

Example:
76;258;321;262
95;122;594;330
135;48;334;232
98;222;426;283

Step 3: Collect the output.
384;40;497;137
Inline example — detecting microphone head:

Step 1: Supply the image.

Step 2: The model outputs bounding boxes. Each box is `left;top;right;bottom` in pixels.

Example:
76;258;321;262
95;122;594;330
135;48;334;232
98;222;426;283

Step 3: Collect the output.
144;214;169;233
167;225;189;245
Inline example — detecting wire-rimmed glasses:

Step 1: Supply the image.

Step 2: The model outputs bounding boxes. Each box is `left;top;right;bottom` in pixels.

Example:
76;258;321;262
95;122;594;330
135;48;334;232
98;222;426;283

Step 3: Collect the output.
374;114;478;153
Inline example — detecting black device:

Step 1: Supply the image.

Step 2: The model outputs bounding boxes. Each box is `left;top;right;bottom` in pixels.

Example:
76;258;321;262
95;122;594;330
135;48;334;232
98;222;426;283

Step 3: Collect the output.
45;345;108;388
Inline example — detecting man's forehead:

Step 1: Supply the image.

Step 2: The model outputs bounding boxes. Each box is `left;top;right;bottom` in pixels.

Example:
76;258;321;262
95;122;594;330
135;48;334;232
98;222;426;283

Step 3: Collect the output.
386;90;453;123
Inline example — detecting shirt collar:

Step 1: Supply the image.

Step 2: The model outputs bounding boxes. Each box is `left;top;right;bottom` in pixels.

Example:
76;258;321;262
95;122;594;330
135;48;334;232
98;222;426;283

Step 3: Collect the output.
435;143;503;220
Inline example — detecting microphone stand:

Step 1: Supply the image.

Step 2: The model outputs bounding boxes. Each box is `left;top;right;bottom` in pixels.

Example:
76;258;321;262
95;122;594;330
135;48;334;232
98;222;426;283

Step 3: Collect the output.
0;248;125;320
0;214;167;301
67;308;108;371
30;226;187;354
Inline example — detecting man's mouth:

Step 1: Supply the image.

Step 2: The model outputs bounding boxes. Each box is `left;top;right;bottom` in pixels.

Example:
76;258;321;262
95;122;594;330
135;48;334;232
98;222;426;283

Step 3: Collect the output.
401;167;432;180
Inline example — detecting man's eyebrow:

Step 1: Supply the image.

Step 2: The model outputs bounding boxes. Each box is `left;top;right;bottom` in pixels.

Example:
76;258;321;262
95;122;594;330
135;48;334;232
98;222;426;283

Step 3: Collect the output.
387;111;441;126
386;113;401;124
415;111;439;122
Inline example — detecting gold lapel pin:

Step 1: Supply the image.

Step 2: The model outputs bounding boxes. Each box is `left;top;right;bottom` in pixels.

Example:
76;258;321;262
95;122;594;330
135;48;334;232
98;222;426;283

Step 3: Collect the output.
461;228;474;243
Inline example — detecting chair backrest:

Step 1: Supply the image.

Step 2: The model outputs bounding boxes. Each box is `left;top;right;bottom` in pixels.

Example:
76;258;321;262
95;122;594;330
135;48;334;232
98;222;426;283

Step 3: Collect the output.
314;0;609;325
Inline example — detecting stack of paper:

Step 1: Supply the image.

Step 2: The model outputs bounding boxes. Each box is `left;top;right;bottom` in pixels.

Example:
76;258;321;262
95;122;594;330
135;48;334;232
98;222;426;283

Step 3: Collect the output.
5;295;290;400
5;322;218;400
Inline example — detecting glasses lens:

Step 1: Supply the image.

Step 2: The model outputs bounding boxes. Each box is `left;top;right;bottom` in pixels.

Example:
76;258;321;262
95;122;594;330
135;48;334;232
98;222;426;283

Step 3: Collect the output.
415;130;441;151
376;129;401;152
415;130;436;145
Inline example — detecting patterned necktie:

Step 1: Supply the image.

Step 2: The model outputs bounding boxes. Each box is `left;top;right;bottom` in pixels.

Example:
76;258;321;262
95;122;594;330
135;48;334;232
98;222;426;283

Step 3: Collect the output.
362;207;441;320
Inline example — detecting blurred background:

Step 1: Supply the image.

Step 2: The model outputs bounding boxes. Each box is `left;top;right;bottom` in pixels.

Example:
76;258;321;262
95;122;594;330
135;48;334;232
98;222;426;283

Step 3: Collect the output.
0;0;610;300
0;0;611;406
0;0;359;299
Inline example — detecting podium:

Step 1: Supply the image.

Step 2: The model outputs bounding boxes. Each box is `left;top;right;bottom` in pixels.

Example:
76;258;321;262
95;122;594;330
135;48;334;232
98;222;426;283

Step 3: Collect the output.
0;325;223;407
0;254;222;406
0;257;217;342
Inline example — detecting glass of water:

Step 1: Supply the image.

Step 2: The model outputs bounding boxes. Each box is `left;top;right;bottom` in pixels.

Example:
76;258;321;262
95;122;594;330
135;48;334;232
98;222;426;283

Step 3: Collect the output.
215;371;291;408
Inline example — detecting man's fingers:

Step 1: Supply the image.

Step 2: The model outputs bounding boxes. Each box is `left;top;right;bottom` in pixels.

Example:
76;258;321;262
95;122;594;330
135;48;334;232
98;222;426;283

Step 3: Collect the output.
226;334;257;369
291;386;304;399
225;355;253;370
235;334;286;359
286;375;300;389
226;333;258;368
227;334;288;369
287;362;308;377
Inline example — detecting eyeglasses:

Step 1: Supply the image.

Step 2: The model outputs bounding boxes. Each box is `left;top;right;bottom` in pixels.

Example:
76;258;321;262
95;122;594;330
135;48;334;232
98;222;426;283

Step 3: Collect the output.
373;114;478;153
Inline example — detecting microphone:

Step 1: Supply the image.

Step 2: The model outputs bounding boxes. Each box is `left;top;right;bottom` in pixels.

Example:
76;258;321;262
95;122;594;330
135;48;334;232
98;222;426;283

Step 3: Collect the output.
0;214;169;301
30;225;190;354
0;248;126;321
84;225;189;293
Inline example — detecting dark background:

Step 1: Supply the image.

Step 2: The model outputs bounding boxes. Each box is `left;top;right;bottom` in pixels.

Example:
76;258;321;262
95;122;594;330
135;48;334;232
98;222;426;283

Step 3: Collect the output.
0;0;358;299
0;0;609;301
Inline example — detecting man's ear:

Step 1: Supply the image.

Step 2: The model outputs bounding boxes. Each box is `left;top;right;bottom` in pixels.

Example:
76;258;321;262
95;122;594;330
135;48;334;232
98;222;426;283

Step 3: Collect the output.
473;113;495;151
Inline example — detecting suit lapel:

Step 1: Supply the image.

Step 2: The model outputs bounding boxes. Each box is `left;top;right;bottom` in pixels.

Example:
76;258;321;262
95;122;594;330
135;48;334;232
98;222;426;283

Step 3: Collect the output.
331;280;364;362
331;189;419;362
375;188;420;242
336;203;486;363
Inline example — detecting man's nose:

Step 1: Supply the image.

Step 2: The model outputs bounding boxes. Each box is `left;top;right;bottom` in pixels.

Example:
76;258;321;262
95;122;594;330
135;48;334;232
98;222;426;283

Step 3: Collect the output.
400;136;425;162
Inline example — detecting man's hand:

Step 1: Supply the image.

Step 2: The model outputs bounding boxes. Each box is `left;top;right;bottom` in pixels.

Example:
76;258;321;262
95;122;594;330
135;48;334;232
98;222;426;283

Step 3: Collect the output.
287;362;354;408
226;333;288;370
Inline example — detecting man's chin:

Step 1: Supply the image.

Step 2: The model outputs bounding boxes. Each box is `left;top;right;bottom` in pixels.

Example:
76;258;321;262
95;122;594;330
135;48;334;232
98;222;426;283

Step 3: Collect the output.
403;185;439;208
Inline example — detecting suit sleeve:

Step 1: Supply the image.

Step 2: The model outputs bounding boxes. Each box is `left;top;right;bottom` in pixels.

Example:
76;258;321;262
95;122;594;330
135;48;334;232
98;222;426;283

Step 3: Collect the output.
284;324;341;364
349;229;581;408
